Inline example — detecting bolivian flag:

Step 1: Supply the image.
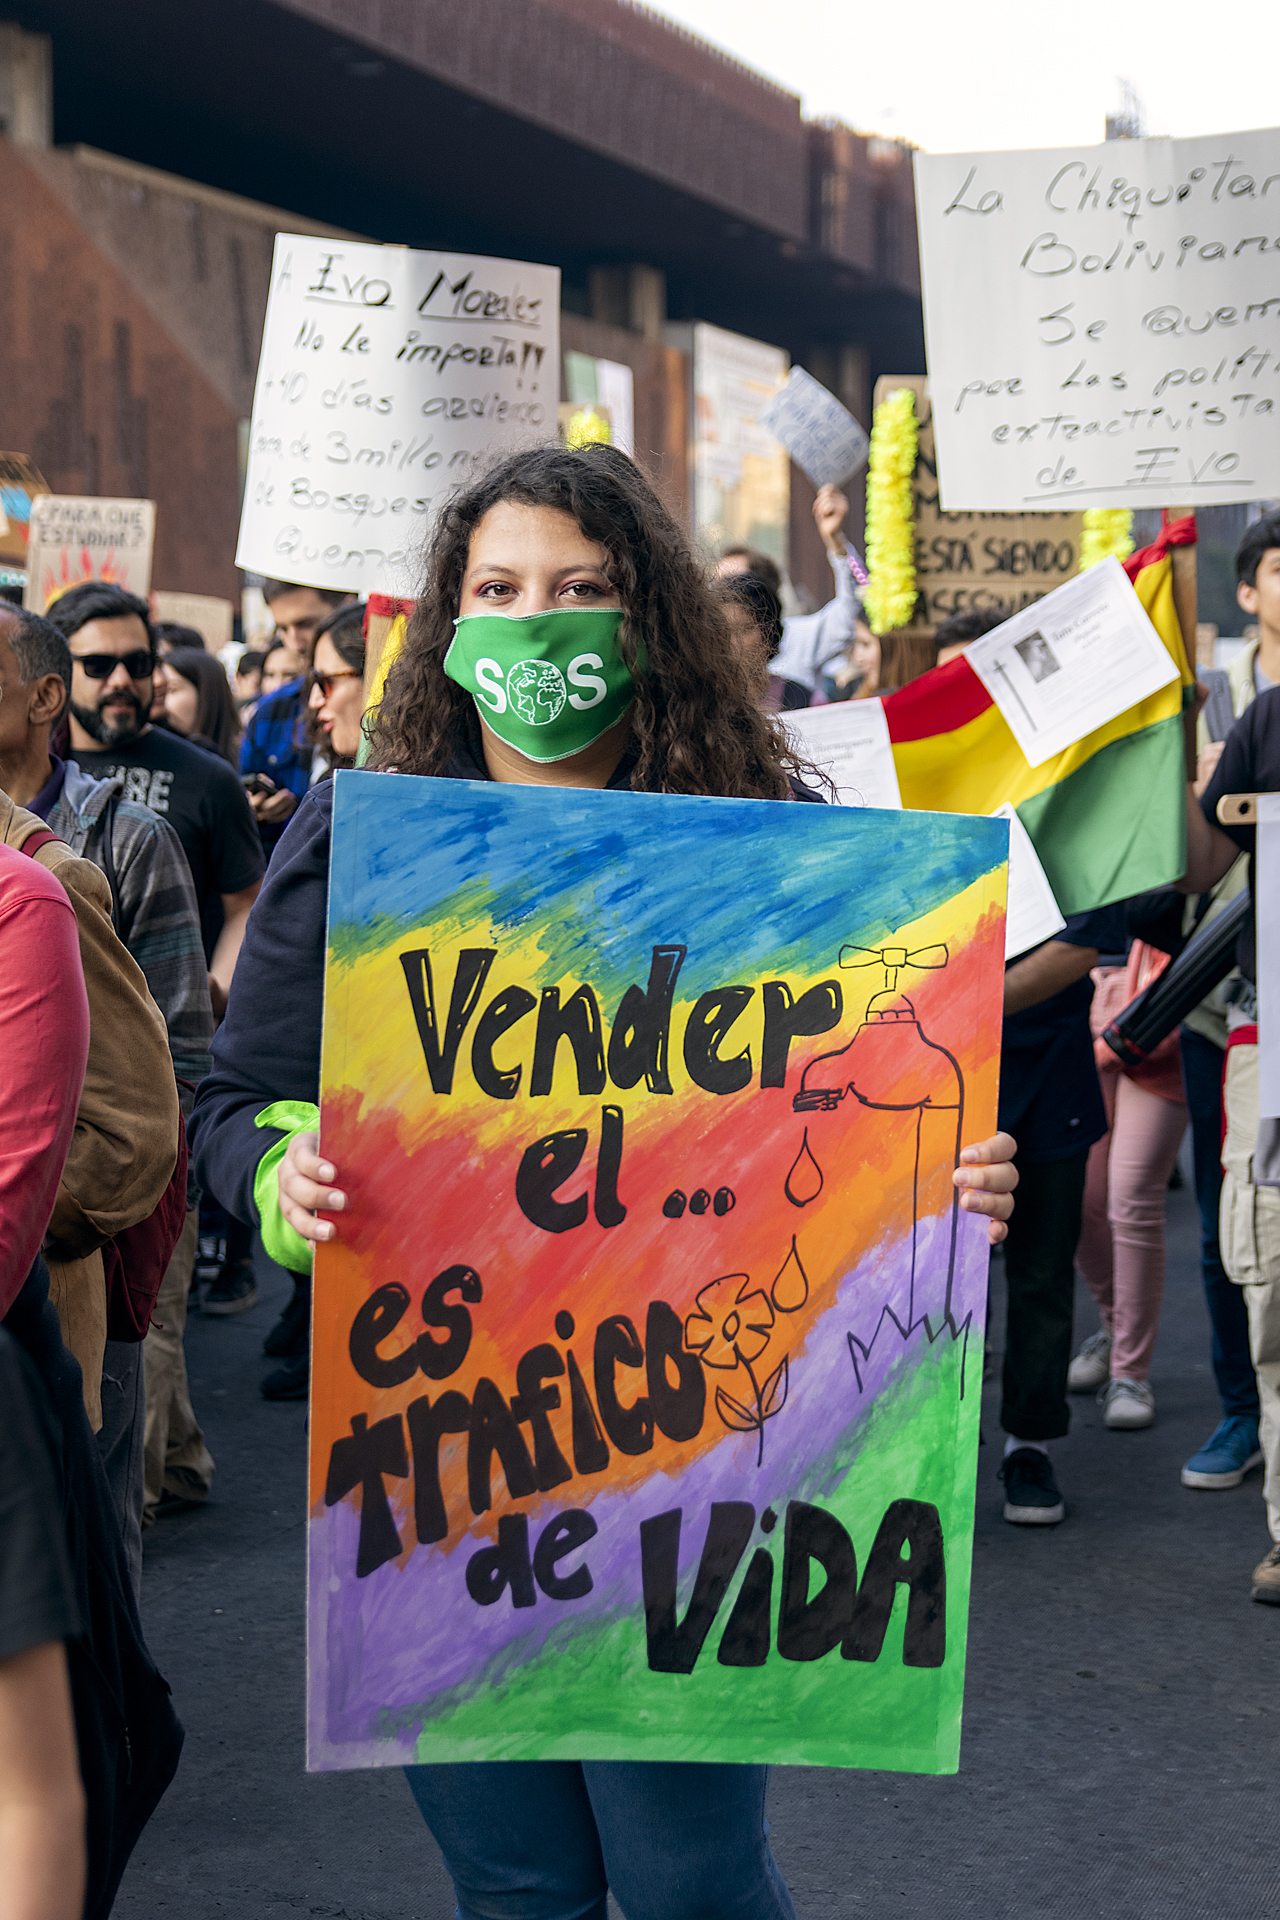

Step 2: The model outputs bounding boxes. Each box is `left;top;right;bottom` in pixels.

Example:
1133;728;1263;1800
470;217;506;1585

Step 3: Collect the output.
883;517;1196;916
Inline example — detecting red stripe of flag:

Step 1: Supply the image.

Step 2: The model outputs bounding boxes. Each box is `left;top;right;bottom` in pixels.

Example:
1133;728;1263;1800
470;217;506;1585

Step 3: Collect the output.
1123;512;1196;584
883;653;992;744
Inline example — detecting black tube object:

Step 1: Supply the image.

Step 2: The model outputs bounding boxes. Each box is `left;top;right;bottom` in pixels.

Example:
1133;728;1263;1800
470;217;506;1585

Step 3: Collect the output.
1103;889;1250;1066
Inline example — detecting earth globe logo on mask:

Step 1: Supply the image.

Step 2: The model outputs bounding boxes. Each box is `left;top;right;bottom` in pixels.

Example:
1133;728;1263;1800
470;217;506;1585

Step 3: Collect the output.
508;659;567;726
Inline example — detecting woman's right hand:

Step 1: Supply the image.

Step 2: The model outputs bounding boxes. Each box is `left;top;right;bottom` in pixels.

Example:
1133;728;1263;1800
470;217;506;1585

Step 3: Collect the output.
278;1131;346;1243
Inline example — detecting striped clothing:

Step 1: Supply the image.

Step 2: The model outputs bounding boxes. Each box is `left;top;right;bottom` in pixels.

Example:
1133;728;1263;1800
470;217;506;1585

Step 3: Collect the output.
45;761;215;1087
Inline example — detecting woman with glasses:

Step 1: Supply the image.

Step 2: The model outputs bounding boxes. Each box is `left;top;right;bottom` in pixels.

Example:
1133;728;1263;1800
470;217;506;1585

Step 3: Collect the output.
305;604;366;772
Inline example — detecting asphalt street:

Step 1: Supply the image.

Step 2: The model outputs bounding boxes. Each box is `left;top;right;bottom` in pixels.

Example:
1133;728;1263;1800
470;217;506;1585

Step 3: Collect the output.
114;1174;1280;1919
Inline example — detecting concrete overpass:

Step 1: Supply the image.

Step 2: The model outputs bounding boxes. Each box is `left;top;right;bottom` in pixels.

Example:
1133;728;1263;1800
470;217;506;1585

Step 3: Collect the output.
1;1;925;596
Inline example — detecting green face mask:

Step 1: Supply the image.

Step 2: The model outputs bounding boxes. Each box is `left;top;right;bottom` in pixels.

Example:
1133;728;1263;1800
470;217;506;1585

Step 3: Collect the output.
444;607;637;764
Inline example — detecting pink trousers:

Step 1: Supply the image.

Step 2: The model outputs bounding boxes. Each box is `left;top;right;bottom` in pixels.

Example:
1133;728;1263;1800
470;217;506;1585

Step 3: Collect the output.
1076;1069;1188;1381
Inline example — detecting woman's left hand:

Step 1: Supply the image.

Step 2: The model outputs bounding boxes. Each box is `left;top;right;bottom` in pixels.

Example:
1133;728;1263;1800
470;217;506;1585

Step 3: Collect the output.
953;1132;1018;1245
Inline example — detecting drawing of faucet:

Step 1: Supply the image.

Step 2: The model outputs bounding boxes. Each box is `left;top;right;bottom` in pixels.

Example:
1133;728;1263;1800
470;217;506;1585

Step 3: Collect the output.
790;942;966;1350
836;942;949;997
794;945;952;1112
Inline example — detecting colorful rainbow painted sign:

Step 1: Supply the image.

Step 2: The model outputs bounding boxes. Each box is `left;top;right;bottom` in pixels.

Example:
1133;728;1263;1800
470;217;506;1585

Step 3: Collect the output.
309;771;1008;1773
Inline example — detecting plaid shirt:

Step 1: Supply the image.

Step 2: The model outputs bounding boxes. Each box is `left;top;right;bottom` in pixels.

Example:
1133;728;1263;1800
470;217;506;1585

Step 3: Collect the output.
239;679;313;798
42;759;215;1089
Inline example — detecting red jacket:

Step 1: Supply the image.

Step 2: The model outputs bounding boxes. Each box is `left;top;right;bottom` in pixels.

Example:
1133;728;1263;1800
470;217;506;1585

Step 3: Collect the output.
0;843;89;1312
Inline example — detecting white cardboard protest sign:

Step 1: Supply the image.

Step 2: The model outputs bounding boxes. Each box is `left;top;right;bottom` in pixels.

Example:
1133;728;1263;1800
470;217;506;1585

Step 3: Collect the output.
992;803;1066;959
960;555;1177;767
237;237;560;596
1258;793;1280;1120
596;360;635;458
685;322;789;560
783;698;903;811
151;591;235;651
23;495;155;611
757;368;869;489
914;129;1280;509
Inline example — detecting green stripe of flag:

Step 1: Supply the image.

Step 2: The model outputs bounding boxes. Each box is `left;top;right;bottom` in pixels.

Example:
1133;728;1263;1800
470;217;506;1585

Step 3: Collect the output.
1016;712;1187;919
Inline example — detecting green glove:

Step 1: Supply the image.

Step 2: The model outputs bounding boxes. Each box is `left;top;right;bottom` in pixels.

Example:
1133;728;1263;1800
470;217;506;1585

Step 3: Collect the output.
253;1100;321;1274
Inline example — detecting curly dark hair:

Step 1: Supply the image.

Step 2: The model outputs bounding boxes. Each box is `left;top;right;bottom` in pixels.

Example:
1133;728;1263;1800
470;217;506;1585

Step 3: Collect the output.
370;444;806;799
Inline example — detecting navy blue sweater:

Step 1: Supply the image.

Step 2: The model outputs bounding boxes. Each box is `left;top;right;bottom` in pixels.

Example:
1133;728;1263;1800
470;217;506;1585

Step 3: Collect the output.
188;778;334;1226
189;738;824;1226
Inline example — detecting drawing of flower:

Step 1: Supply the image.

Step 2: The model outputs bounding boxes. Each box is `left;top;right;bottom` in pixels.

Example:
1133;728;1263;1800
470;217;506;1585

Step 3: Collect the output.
685;1273;798;1465
684;1275;775;1370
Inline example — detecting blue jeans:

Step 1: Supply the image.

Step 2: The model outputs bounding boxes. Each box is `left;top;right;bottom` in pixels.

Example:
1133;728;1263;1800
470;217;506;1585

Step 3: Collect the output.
404;1761;796;1920
1179;1028;1260;1419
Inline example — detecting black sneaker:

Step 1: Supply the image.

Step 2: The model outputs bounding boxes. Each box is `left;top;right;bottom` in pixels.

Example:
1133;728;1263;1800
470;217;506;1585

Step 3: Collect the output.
203;1259;259;1317
999;1447;1065;1525
262;1349;309;1401
263;1285;310;1358
194;1233;223;1288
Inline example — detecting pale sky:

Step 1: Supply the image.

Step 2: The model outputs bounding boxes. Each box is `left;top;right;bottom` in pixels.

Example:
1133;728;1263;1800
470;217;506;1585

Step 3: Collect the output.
648;0;1280;153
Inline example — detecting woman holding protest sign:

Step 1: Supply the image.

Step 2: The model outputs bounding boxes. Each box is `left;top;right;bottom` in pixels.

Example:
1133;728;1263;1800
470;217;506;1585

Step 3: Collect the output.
191;444;1018;1920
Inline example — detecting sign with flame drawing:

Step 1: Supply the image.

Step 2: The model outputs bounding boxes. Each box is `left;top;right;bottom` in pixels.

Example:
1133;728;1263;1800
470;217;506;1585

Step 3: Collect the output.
310;772;1008;1773
22;494;155;612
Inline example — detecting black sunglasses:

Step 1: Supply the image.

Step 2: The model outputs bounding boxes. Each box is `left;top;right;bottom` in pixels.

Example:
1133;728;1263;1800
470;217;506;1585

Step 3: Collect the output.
73;649;157;681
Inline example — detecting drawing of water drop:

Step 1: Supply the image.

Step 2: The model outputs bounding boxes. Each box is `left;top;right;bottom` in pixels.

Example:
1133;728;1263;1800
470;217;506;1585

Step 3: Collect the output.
784;1128;823;1207
771;1236;810;1312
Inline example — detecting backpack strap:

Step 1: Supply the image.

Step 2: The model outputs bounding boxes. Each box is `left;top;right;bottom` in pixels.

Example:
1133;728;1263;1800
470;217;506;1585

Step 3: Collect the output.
20;810;124;937
18;827;62;860
99;788;123;936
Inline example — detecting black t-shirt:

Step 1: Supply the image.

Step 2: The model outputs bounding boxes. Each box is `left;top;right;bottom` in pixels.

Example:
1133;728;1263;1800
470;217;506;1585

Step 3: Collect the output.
1199;684;1280;983
0;1329;80;1662
68;727;264;955
998;903;1127;1164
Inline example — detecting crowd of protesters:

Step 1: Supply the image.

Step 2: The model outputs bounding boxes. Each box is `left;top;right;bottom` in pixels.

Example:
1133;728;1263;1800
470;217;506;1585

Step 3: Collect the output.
0;448;1276;1916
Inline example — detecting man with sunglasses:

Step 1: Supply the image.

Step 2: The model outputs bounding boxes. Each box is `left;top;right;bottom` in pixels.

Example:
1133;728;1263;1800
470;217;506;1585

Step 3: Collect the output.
52;585;266;1326
47;583;264;1024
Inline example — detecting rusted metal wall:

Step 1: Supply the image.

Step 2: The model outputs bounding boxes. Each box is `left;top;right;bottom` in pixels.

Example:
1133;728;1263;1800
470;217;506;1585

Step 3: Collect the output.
0;137;248;596
808;123;920;297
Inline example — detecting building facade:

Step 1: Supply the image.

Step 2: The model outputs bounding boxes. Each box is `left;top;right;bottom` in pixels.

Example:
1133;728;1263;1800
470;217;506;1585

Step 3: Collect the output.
0;4;924;601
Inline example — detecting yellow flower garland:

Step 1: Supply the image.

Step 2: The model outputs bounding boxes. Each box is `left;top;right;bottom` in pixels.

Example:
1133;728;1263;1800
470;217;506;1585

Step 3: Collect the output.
863;388;918;633
564;405;611;450
1078;507;1134;571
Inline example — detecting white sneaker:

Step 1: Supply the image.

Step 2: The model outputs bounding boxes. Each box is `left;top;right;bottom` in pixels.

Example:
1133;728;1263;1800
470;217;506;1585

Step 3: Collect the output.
1100;1378;1155;1430
1068;1329;1112;1392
